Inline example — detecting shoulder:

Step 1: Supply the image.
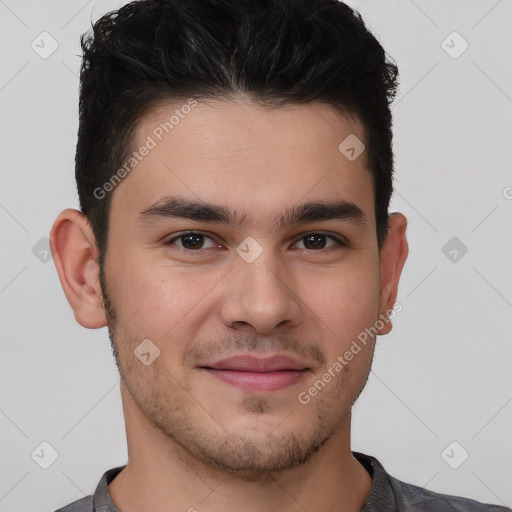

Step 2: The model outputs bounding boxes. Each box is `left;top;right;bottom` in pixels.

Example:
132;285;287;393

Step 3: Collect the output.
354;452;510;512
53;464;125;512
387;474;510;511
53;495;94;512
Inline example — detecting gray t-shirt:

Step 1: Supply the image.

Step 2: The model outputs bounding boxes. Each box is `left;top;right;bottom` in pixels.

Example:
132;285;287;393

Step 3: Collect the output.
54;452;510;511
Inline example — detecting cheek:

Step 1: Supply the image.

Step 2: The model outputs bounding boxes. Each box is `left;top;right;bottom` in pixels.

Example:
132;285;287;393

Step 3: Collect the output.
107;255;223;345
301;257;380;341
305;265;379;402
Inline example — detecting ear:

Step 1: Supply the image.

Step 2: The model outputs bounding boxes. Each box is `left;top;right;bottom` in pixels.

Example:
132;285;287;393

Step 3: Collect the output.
49;209;108;329
377;212;408;335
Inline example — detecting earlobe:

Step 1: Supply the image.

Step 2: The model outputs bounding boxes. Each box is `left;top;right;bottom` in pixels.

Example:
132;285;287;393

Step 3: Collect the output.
377;212;409;336
49;209;108;329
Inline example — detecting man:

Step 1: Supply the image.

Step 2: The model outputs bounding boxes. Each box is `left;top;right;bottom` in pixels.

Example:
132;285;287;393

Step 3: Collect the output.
50;0;509;510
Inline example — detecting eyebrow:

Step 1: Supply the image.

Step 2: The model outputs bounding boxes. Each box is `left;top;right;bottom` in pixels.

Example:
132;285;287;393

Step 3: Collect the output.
137;195;367;230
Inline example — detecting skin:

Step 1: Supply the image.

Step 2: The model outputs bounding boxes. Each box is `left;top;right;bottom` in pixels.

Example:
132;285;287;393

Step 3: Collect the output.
50;96;408;512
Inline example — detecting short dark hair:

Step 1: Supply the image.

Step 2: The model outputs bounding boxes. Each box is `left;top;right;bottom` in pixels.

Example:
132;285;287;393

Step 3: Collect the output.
76;0;399;270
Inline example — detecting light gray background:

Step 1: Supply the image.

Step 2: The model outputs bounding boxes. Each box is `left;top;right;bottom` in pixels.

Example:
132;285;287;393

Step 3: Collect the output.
0;1;511;510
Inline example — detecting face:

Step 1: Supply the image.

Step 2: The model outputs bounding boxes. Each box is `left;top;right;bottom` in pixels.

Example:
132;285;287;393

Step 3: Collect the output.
98;97;395;478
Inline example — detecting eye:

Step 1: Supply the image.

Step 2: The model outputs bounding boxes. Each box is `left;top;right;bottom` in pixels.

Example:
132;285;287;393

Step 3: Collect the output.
165;231;220;252
293;233;346;251
164;231;347;255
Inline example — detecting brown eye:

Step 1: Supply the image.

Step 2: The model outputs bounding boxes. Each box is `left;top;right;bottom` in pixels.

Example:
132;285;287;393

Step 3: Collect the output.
295;233;345;250
303;234;327;249
179;233;205;250
166;232;218;251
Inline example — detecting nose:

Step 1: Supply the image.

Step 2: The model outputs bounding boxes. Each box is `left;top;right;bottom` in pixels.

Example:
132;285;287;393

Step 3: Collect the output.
219;249;303;334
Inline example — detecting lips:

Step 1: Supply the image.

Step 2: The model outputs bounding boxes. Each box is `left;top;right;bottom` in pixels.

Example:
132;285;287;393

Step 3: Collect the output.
202;355;308;372
200;355;309;392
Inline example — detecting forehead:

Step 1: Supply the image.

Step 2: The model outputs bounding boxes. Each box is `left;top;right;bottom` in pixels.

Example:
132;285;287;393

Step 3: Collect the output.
110;97;375;230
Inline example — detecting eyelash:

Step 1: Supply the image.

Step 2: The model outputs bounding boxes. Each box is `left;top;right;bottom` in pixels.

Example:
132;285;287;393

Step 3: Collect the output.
164;231;347;255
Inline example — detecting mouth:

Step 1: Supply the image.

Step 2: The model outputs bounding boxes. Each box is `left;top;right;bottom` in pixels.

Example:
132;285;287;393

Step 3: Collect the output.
199;355;310;392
